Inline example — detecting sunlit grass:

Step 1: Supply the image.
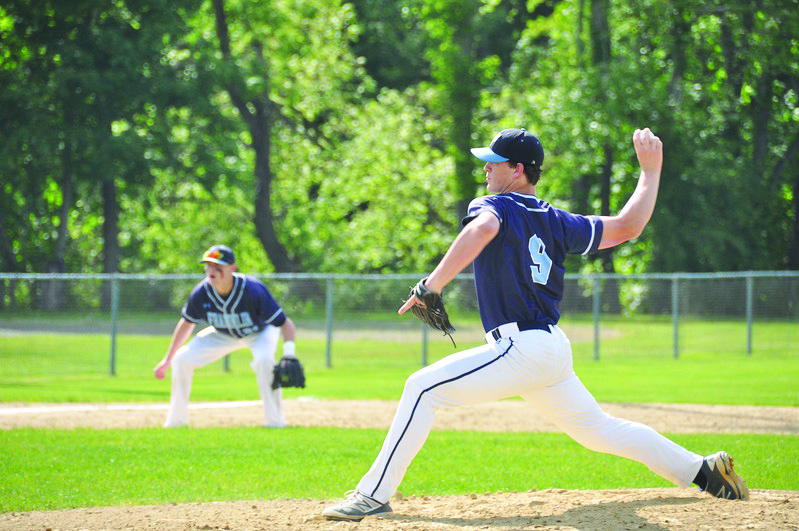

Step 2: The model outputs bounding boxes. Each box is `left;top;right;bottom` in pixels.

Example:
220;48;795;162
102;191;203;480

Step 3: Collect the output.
0;427;794;512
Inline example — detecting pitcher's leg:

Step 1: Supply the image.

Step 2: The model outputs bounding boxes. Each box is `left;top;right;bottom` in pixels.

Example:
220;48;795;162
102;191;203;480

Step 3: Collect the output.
357;339;541;503
524;372;702;487
165;327;239;427
249;326;284;427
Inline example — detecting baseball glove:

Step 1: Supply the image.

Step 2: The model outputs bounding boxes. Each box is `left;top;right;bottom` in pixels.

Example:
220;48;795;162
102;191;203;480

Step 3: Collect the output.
271;356;306;389
407;278;456;346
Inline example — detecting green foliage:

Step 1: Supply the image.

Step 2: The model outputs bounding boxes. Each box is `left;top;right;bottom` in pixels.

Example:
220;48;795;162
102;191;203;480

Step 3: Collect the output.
494;0;799;273
1;0;798;275
0;428;795;511
272;87;456;272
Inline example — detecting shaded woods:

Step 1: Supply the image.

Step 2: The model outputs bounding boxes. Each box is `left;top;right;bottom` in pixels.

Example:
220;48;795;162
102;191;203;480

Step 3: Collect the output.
1;0;797;277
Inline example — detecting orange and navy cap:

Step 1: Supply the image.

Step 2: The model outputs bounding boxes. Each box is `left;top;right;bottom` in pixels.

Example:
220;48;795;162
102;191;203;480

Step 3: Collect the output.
200;245;235;266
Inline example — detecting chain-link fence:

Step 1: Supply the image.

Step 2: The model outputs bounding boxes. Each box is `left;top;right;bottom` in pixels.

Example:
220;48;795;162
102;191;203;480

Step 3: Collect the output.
0;271;797;375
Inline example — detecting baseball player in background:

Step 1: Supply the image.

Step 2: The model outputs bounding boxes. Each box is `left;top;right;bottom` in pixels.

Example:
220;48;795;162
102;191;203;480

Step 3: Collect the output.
154;245;296;428
323;127;748;521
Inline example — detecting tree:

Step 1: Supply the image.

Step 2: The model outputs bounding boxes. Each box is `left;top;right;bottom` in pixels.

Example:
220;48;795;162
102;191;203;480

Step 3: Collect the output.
0;0;202;280
494;0;799;275
206;0;374;271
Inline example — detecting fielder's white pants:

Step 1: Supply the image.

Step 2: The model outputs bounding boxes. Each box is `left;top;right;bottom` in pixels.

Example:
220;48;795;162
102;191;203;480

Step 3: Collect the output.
357;325;704;503
165;325;283;427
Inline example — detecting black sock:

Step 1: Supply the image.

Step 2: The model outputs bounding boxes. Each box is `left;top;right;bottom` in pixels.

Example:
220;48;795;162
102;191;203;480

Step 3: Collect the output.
693;466;708;490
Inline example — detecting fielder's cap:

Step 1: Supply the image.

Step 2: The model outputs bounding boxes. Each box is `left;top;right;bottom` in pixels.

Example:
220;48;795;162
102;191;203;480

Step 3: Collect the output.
470;128;544;167
200;245;235;266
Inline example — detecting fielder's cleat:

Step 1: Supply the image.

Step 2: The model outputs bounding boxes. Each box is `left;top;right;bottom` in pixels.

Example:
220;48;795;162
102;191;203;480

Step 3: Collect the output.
700;451;749;500
322;490;393;521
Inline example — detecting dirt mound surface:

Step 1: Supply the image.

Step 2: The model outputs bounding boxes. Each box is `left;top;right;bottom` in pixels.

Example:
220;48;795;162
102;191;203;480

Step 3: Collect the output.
1;399;797;433
1;488;796;530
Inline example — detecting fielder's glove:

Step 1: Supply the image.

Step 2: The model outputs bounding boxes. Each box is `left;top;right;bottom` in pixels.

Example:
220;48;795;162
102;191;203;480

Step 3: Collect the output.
407;278;456;346
271;356;306;389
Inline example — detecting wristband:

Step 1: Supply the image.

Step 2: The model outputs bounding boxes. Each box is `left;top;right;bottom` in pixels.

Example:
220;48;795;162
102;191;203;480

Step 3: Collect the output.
283;341;296;358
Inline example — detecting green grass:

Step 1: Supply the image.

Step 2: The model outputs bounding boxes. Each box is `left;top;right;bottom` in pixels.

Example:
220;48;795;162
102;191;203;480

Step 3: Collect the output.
0;315;796;513
0;427;795;512
0;325;797;404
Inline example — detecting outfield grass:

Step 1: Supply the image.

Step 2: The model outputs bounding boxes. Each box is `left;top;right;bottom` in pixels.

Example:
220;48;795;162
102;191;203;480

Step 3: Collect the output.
0;427;795;512
0;315;796;514
0;326;797;404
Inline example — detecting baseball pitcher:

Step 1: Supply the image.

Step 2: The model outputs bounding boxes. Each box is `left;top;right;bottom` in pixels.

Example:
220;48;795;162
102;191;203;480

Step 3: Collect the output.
323;128;748;521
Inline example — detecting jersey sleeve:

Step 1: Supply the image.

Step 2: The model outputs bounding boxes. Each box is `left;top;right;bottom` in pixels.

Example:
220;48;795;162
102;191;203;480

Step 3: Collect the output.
461;195;504;226
181;283;206;323
253;279;287;327
558;210;604;255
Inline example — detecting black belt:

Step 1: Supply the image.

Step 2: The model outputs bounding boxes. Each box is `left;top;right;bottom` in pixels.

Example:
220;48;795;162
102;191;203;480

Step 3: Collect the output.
488;321;551;341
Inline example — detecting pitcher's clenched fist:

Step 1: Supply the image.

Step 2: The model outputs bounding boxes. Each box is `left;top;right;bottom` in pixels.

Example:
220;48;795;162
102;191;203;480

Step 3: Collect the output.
633;127;663;174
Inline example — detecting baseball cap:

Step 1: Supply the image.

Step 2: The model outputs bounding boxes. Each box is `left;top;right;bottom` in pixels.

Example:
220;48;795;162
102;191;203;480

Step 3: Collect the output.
200;245;235;266
470;128;544;167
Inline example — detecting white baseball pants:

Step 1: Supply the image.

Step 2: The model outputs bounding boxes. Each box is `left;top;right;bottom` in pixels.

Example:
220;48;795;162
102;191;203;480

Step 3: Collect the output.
357;324;704;503
164;325;283;427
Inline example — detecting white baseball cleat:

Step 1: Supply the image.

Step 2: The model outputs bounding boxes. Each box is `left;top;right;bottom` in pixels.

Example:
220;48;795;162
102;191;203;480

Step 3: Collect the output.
322;490;393;521
700;451;749;500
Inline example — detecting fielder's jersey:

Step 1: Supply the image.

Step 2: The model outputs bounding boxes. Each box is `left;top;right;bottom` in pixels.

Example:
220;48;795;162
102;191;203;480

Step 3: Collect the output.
462;192;603;332
182;273;286;338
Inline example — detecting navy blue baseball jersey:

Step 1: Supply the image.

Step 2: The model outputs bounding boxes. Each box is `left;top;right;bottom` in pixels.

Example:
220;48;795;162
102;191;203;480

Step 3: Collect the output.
182;273;286;338
462;192;603;331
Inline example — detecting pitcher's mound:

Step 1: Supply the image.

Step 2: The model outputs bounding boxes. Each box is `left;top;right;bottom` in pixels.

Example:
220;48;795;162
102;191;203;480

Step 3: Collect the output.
2;488;796;530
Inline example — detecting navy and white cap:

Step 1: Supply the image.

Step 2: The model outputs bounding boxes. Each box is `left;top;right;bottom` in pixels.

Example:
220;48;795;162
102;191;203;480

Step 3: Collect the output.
471;128;544;167
200;244;235;266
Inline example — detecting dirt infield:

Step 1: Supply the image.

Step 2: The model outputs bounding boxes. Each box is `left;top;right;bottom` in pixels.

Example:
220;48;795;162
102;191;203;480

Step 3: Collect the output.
1;398;797;433
1;400;797;530
2;488;797;530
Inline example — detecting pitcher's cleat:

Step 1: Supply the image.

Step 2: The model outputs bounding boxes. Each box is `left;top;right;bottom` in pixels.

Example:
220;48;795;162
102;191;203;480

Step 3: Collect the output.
322;490;393;521
700;451;749;500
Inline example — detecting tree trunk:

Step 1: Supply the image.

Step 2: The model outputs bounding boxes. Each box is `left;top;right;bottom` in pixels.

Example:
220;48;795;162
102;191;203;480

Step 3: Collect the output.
450;29;477;221
590;0;619;311
0;215;18;273
751;74;771;182
43;146;75;310
213;0;295;271
252;101;295;272
789;167;799;269
101;178;119;309
44;160;73;311
591;0;614;277
667;1;688;104
0;215;18;310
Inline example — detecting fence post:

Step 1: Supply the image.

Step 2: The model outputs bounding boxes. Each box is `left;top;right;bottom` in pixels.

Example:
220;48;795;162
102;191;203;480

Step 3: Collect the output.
325;277;334;368
746;274;754;355
109;277;119;376
671;276;679;359
592;276;601;361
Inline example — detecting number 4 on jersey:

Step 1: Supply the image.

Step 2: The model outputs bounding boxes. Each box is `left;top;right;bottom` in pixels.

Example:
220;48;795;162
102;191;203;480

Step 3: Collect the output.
528;234;553;285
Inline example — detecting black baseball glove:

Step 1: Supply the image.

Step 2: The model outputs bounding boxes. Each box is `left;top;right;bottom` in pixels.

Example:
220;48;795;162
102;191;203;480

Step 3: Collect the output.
407;278;456;346
271;356;306;389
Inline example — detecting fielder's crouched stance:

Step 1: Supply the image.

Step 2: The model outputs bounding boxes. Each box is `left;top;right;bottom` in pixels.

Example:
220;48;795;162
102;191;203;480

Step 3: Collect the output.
154;245;299;428
323;128;748;522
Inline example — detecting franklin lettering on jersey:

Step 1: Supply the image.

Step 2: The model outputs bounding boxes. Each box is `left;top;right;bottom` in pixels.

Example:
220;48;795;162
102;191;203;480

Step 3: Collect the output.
182;273;286;338
154;244;298;429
